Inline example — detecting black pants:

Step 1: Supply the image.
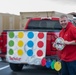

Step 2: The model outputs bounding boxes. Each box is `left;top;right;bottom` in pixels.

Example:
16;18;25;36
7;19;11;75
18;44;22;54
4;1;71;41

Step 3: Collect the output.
61;60;76;75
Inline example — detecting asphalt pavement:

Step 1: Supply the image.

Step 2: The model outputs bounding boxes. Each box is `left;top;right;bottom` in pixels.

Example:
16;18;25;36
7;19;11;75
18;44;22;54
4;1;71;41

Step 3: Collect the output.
0;58;60;75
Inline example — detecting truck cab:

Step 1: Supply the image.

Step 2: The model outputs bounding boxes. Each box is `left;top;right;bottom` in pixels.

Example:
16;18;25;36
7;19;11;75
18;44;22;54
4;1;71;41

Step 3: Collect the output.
25;17;62;56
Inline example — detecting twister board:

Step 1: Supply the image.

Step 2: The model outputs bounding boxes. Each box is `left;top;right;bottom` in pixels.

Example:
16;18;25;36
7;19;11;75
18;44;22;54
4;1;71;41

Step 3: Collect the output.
6;31;47;65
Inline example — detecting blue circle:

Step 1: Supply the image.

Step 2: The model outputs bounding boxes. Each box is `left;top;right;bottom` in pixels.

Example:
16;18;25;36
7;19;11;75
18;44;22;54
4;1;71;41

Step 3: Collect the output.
27;50;33;56
27;32;34;39
27;41;34;47
46;60;51;68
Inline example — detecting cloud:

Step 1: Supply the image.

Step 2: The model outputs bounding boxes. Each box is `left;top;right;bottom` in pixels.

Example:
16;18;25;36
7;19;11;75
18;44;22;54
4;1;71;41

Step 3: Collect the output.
52;0;76;5
0;0;75;15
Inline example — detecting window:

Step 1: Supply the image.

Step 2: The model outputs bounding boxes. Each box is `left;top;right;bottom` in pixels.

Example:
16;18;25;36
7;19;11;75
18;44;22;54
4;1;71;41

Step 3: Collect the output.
27;19;62;30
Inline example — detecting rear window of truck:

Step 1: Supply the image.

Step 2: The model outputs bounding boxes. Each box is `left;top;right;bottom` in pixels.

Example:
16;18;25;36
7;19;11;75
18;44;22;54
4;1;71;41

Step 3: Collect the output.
27;19;62;30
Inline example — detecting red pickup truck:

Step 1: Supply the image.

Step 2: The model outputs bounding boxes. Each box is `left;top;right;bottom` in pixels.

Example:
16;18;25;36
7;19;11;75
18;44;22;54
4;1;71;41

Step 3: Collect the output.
0;17;62;72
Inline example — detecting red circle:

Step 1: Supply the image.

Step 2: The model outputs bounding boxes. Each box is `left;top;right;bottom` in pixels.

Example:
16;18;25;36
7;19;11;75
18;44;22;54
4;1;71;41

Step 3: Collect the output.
41;58;46;66
37;41;44;48
38;32;44;39
37;50;43;57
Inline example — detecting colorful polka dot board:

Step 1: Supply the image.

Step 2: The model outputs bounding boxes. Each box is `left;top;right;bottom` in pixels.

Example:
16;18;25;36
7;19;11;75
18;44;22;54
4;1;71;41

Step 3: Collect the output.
6;31;47;65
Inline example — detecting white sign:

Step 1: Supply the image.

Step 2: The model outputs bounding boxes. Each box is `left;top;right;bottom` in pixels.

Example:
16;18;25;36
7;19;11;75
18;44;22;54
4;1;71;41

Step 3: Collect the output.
6;31;47;65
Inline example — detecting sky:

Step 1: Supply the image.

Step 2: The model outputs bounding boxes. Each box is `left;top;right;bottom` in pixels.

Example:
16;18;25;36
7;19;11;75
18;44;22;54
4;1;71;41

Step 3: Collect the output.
0;0;76;15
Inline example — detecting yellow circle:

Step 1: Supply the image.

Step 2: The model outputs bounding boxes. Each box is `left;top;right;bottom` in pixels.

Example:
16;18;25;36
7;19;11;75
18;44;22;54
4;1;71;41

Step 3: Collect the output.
17;49;23;56
54;61;61;71
18;40;24;47
18;32;24;38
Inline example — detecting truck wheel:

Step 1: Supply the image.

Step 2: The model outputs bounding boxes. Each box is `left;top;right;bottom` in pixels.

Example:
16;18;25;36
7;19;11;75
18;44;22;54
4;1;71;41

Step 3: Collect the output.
9;63;24;71
1;57;6;61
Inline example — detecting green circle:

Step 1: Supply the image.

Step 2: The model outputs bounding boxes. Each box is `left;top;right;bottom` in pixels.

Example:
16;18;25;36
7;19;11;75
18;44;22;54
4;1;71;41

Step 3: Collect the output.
9;40;14;47
9;32;14;38
9;49;14;55
51;60;56;69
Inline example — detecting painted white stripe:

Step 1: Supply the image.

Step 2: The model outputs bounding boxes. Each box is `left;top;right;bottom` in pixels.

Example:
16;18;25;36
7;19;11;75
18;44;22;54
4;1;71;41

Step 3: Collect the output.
0;65;9;70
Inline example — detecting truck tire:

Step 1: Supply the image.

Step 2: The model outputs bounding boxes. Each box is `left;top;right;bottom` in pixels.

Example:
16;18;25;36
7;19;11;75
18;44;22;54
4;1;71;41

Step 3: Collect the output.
9;63;24;71
1;57;6;61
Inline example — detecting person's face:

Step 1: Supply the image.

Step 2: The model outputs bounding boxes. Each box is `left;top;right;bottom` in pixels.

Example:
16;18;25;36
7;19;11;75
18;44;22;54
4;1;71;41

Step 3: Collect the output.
59;17;68;28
